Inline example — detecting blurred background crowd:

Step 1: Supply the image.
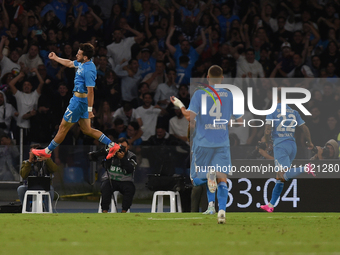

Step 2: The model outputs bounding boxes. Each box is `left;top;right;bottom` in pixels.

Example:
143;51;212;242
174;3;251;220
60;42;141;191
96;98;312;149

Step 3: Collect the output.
0;0;340;154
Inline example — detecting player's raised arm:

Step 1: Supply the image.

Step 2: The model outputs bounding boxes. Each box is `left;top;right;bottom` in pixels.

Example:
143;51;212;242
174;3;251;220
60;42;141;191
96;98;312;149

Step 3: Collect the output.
170;96;196;122
48;52;75;68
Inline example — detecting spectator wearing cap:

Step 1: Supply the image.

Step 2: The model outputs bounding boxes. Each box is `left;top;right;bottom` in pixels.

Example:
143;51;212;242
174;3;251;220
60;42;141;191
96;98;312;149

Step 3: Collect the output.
272;42;294;77
106;25;143;69
0;36;20;79
138;47;156;79
154;68;178;109
166;26;206;71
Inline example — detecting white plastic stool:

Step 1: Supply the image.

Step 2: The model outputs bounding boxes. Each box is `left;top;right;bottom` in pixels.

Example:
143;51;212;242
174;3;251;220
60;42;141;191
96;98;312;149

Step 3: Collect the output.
98;191;130;213
22;190;52;213
151;191;182;213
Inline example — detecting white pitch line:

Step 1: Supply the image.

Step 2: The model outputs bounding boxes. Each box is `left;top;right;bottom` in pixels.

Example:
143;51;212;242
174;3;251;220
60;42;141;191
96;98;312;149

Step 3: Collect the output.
148;217;203;220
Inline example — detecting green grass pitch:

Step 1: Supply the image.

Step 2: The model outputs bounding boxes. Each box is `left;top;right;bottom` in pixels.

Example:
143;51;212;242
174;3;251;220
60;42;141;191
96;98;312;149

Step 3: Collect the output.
0;213;339;255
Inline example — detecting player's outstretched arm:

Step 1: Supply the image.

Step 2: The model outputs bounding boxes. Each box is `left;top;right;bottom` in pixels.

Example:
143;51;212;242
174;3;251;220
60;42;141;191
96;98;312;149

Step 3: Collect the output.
170;96;196;122
49;52;75;68
300;124;313;149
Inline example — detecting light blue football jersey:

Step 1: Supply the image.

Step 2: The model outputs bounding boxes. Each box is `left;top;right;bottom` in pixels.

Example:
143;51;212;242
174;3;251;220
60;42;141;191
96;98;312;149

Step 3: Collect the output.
266;103;305;147
188;86;242;147
73;60;97;94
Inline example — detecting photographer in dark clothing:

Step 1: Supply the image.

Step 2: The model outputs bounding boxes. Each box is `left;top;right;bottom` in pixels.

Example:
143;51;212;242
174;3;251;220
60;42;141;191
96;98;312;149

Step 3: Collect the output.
17;144;58;211
310;139;339;160
89;138;137;213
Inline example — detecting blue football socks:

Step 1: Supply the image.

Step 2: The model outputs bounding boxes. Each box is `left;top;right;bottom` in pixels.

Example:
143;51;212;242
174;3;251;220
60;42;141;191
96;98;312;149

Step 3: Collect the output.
207;183;215;203
217;182;228;211
98;134;112;146
284;167;305;181
269;180;284;205
46;139;60;154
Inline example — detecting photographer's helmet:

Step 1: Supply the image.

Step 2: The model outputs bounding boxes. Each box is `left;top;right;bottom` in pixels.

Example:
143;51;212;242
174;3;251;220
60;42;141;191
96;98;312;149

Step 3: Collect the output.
326;139;339;159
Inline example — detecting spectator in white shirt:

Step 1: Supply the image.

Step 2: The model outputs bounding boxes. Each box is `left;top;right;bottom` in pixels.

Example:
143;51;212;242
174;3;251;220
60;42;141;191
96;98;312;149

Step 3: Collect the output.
112;103;143;128
136;92;164;141
106;24;143;69
0;36;20;79
169;106;189;142
18;44;44;72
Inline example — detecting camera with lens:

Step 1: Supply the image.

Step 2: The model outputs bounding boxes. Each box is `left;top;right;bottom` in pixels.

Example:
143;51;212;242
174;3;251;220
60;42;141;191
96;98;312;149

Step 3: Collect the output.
311;146;331;159
88;147;107;162
118;145;126;153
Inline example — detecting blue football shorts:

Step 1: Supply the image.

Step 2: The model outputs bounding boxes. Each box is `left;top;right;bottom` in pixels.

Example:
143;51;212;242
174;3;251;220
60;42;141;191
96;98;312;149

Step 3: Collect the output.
273;140;297;171
190;146;231;180
63;96;88;123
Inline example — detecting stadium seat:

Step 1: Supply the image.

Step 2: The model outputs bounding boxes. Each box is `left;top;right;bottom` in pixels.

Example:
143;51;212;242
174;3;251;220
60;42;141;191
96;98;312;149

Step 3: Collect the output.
22;190;52;213
151;191;182;213
98;191;130;213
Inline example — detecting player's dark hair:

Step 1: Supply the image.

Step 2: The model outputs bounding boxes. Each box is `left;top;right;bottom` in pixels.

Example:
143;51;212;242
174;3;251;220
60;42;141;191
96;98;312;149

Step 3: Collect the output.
208;65;223;78
79;43;95;60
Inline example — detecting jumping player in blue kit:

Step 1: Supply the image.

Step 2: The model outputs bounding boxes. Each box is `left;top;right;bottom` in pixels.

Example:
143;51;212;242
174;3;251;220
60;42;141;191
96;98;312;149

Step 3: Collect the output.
260;88;315;213
171;65;243;224
32;43;120;160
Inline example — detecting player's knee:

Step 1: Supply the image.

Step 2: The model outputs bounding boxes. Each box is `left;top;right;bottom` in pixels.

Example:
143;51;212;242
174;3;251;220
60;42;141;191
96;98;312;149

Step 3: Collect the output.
80;126;91;135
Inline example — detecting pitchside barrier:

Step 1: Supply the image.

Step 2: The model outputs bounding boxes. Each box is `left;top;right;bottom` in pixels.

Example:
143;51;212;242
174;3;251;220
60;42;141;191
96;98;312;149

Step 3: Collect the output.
0;145;339;212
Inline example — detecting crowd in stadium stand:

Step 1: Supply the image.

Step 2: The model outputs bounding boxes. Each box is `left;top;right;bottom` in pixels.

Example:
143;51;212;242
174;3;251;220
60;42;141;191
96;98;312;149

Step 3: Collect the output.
0;0;340;151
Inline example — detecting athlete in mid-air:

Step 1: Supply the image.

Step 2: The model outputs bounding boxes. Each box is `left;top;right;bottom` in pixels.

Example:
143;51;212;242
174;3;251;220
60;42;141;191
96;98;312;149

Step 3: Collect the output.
260;88;315;213
171;65;242;224
32;43;120;160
